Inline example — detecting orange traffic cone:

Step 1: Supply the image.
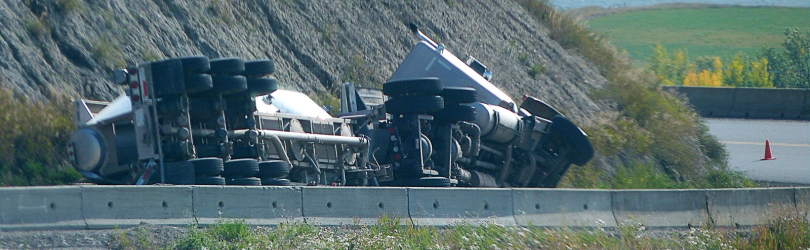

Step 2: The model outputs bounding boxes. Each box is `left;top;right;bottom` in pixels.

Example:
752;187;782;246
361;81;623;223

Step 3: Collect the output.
761;140;777;160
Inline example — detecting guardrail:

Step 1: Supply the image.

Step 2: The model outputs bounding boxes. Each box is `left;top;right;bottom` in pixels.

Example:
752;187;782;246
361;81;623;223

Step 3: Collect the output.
2;186;809;230
662;86;810;120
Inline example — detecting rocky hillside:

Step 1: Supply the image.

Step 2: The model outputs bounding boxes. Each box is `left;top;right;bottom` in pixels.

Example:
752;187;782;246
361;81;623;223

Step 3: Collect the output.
0;0;607;122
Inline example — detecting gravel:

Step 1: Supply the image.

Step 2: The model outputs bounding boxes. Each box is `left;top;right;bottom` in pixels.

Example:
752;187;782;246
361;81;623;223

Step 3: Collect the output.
0;223;187;249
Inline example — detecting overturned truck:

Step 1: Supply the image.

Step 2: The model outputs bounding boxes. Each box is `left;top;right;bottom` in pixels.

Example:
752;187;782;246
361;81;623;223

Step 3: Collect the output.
68;26;594;188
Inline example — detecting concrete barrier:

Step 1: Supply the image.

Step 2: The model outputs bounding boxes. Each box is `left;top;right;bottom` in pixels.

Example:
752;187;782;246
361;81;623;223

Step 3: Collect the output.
513;189;614;227
612;190;708;228
795;187;810;221
664;86;735;117
707;188;795;227
730;88;806;119
301;187;409;226
81;186;193;229
0;186;85;230
408;188;514;226
192;186;302;226
802;89;810;119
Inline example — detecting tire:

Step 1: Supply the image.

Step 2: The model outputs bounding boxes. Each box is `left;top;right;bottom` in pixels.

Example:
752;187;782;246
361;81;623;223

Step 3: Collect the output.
162;161;195;185
432;104;477;123
196;175;226;185
258;160;291;179
392;158;424;179
242;59;275;77
383;78;443;97
386;177;451;187
226;177;261;186
440;87;477;105
261;178;292;186
211;75;247;96
550;115;594;166
247;76;279;96
385;95;444;114
177;56;211;74
189;157;224;176
184;74;213;93
222;159;260;177
208;57;245;75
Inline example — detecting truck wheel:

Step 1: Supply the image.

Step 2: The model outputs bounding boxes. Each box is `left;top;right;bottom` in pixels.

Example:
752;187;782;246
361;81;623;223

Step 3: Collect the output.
258;160;291;179
383;78;443;96
440;87;477;105
196;175;226;185
208;57;245;75
242;59;275;77
550;116;594;166
222;159;260;177
385;95;444;114
247;77;279;97
178;56;211;74
190;157;224;176
211;75;248;96
184;74;213;93
226;177;261;186
432;104;477;123
261;178;292;186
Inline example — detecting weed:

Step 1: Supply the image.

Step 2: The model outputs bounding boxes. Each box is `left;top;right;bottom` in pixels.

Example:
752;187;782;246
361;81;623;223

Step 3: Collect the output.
92;39;125;70
109;227;131;249
444;0;456;8
314;91;341;117
320;22;336;43
140;48;163;62
56;0;84;14
527;63;546;78
24;16;50;38
342;54;379;88
102;11;116;29
208;0;235;24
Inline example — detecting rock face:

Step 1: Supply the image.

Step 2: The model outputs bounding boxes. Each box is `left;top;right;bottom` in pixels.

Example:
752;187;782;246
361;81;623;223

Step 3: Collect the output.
0;0;607;122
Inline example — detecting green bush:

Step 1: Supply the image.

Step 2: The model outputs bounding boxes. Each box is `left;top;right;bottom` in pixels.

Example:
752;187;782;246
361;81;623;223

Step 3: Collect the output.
0;87;80;186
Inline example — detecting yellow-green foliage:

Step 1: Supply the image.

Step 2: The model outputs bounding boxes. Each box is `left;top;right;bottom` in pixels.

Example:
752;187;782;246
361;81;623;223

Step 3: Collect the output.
0;87;80;186
651;44;773;87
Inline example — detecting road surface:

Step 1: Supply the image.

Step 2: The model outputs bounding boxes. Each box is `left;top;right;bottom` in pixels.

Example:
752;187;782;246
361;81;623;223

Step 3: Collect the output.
705;118;810;184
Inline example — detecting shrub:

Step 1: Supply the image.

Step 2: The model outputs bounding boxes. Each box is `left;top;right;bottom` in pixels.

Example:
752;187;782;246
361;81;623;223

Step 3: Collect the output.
0;87;80;186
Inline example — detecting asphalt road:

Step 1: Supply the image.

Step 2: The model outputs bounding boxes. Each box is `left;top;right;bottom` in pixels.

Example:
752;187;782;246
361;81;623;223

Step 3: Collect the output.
705;118;810;184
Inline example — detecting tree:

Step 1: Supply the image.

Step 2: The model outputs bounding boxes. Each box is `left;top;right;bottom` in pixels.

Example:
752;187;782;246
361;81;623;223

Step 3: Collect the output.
766;28;810;88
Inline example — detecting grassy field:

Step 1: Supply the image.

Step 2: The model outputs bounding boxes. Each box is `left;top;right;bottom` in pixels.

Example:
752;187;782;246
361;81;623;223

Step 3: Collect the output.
584;6;810;65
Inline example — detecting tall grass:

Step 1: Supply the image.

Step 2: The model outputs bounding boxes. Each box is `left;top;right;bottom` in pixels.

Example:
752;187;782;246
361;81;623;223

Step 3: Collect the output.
0;87;80;186
515;0;745;188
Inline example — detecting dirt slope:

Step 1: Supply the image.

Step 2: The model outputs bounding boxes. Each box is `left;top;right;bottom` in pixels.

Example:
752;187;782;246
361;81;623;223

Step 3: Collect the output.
0;0;607;122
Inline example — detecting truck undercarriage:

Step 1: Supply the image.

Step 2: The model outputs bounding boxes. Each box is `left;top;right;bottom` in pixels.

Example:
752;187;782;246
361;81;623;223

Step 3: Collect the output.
68;25;593;188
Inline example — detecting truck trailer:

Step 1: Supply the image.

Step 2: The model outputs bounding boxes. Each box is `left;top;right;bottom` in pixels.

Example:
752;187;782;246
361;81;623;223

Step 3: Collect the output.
67;25;594;188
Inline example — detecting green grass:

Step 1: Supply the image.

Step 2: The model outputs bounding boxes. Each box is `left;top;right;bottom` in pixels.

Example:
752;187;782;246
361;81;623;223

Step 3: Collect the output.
586;6;810;65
